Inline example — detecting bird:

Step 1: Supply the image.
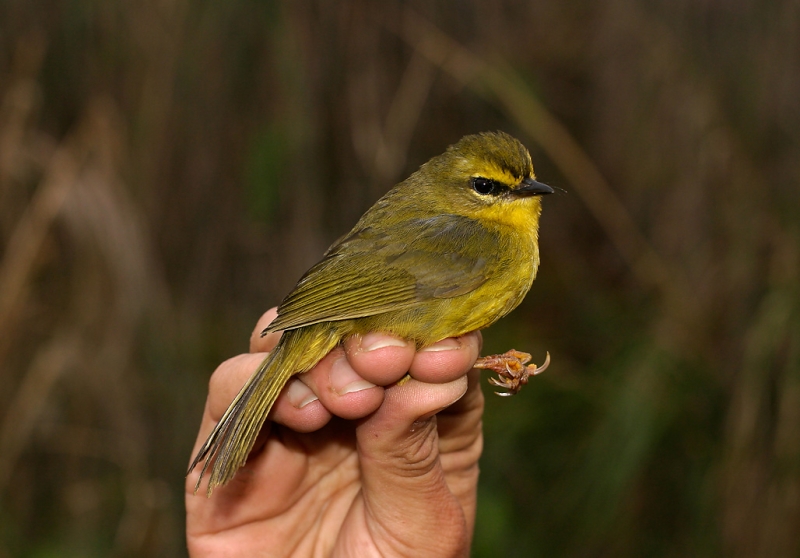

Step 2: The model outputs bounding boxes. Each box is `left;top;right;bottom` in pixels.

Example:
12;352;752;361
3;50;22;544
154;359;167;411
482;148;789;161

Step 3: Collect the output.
188;131;553;495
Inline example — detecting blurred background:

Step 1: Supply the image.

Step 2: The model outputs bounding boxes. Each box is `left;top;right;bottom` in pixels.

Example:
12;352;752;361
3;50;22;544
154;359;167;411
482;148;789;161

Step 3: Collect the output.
1;0;799;556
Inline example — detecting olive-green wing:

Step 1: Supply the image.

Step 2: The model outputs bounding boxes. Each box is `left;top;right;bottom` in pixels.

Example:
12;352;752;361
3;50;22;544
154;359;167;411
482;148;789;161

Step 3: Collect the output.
265;214;497;332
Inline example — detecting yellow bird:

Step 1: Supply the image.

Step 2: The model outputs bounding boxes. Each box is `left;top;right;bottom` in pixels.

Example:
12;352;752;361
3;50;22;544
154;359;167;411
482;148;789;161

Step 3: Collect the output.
189;131;553;495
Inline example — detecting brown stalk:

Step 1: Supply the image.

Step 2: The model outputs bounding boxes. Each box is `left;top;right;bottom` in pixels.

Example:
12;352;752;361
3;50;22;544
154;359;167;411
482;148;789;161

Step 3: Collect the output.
0;139;83;362
0;332;80;495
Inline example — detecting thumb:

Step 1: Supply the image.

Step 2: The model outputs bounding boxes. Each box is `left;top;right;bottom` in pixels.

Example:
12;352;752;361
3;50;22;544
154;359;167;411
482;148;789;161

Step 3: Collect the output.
353;376;471;557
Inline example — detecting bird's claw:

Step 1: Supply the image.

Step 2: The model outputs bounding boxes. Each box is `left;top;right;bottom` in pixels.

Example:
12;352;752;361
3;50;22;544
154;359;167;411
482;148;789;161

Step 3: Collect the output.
474;350;550;396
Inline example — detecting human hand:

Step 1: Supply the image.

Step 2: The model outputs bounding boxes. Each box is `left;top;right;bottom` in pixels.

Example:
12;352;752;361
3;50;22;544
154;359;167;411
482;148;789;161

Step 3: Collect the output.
186;308;485;557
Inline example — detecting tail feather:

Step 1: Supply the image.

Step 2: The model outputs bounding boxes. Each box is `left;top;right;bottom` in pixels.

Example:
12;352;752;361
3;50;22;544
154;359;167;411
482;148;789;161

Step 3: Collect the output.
188;346;289;495
187;324;341;496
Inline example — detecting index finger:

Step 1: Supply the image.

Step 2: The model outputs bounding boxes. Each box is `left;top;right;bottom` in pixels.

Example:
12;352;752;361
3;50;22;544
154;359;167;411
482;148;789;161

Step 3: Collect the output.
249;308;281;353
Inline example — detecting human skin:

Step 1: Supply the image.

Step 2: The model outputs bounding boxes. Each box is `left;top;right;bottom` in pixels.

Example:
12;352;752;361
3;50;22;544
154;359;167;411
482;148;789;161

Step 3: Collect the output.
186;308;485;557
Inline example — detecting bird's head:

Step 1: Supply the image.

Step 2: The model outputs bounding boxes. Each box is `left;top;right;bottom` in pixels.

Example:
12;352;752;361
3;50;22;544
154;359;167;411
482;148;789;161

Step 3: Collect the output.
410;131;553;226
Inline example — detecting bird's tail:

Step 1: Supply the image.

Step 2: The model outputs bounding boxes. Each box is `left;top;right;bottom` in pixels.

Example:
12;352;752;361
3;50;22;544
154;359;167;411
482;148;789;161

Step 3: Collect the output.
187;324;340;496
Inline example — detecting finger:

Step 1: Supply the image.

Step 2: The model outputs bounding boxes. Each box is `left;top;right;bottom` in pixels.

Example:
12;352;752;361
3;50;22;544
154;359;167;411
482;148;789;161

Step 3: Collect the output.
250;307;281;353
343;333;416;385
206;353;267;421
349;375;471;557
207;350;334;434
268;378;332;432
435;368;484;537
295;346;386;420
409;331;482;383
437;368;484;454
187;353;267;476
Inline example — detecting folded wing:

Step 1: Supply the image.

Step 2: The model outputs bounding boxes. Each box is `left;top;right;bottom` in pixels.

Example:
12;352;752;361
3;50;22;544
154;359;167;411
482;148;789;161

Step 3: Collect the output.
265;214;497;332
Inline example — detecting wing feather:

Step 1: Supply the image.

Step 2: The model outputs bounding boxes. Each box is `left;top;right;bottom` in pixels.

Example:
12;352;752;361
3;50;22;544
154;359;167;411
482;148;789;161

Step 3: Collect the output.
266;214;498;332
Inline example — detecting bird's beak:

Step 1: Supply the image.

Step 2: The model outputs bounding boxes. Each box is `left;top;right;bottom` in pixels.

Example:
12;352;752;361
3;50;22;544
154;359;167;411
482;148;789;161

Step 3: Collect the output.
514;177;554;196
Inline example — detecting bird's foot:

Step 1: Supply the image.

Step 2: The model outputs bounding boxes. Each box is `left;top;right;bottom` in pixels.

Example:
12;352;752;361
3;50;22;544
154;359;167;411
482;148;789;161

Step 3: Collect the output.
473;350;550;396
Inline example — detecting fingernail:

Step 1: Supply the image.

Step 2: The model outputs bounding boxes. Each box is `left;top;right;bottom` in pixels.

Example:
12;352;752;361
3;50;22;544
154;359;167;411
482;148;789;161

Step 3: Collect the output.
420;337;462;352
330;356;376;395
285;379;319;409
359;332;408;353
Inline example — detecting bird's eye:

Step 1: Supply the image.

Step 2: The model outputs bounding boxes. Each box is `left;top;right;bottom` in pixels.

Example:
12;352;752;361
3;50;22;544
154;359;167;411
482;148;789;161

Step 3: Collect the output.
472;177;499;195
